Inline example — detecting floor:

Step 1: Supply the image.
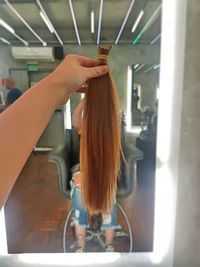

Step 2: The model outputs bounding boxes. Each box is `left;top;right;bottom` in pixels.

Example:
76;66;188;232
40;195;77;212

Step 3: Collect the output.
4;152;155;253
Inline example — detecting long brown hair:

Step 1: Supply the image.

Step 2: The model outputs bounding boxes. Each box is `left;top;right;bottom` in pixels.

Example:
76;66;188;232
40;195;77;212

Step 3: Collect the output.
80;46;121;214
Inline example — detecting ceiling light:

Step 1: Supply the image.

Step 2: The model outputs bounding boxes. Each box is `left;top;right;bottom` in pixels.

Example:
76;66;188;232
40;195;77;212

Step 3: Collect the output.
36;0;63;46
13;33;28;46
0;18;28;46
0;18;15;34
0;37;11;45
134;64;139;69
91;10;95;34
115;0;135;45
131;10;144;33
40;11;54;34
132;4;162;45
135;64;144;72
144;64;156;73
97;0;103;45
5;0;47;46
150;33;161;45
68;0;81;45
153;64;160;70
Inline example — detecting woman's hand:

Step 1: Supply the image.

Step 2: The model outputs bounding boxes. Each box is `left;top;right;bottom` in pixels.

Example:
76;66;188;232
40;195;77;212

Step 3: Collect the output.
48;54;108;106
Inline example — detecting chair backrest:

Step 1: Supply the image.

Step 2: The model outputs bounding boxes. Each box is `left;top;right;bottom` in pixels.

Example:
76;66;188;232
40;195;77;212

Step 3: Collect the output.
36;108;65;148
67;128;142;199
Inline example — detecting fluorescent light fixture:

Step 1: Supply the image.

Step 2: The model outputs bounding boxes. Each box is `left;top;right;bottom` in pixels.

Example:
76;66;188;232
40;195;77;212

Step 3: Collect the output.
134;63;144;72
68;0;81;45
131;9;144;33
91;10;95;34
36;0;63;46
151;33;161;45
115;0;135;45
40;11;54;34
143;64;156;73
132;4;161;45
5;0;47;46
0;18;28;46
134;63;139;69
0;18;15;34
154;64;160;70
0;37;11;45
97;0;103;45
14;32;28;46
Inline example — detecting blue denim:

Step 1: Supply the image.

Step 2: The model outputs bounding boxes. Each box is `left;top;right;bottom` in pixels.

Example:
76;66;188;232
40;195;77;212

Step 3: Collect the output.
70;181;120;229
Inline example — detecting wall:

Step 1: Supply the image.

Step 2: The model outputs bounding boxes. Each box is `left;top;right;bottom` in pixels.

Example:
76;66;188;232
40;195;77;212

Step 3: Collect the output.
173;0;200;266
0;44;160;115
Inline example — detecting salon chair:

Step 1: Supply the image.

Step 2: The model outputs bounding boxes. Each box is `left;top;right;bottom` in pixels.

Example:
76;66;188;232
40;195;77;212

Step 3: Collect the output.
48;127;143;252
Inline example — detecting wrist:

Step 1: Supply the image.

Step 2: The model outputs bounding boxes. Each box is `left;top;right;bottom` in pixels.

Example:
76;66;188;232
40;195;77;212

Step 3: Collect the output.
40;71;70;108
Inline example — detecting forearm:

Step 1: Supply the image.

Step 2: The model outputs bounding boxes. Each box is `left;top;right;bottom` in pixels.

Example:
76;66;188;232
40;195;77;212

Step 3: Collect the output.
0;53;108;210
0;75;69;208
72;98;85;129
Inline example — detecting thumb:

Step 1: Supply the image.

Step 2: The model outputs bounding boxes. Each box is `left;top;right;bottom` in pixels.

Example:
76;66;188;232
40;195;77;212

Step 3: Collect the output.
85;65;108;80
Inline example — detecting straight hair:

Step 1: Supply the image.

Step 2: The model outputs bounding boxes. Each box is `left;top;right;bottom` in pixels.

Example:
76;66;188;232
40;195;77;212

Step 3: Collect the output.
80;46;121;214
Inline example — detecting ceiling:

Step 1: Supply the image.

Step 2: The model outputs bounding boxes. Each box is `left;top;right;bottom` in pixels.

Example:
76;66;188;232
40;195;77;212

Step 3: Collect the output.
0;0;161;46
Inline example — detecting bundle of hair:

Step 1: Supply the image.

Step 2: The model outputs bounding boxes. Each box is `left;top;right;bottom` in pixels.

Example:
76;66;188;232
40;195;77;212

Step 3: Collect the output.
80;46;121;215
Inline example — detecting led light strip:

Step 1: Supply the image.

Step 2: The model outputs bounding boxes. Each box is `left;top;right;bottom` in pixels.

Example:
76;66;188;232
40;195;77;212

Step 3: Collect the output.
97;0;103;45
68;0;81;45
40;11;54;34
143;64;156;73
132;4;162;45
115;0;135;45
131;9;144;33
0;18;28;46
91;10;95;34
0;37;11;45
134;63;144;72
151;33;161;45
36;0;63;46
5;0;47;46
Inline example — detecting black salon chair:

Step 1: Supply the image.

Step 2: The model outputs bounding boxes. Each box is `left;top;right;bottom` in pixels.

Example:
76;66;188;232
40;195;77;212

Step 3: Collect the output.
48;128;143;252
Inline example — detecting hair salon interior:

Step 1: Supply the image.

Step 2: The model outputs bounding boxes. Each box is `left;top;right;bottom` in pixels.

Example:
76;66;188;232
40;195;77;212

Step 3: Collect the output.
0;0;199;266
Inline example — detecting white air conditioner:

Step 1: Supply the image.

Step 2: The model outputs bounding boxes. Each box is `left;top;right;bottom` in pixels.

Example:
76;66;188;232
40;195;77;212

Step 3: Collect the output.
11;46;55;62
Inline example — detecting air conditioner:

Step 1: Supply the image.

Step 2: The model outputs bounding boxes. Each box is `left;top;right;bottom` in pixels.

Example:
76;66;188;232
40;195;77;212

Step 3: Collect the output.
11;46;55;62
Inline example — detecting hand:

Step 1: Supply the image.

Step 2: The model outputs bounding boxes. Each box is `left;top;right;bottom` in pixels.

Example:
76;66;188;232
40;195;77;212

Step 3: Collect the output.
48;54;108;106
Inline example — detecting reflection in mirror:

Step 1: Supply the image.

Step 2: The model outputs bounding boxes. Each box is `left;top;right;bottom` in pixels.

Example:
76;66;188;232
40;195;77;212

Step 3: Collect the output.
131;63;159;128
0;0;161;255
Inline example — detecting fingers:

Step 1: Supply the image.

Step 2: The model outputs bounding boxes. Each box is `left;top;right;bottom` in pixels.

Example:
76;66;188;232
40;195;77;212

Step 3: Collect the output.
78;56;98;67
85;65;108;80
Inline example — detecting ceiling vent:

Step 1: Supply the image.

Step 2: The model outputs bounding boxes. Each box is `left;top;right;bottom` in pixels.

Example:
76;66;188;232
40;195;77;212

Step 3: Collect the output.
11;46;55;62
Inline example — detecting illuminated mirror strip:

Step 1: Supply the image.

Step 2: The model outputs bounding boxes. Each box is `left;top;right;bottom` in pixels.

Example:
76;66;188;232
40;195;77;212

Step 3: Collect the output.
0;208;8;255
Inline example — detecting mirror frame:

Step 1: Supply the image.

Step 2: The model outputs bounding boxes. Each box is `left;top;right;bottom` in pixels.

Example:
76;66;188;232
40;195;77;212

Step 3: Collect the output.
0;0;187;266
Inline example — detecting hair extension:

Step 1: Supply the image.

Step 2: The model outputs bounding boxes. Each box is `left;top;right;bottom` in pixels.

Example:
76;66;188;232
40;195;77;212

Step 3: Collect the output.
80;46;121;215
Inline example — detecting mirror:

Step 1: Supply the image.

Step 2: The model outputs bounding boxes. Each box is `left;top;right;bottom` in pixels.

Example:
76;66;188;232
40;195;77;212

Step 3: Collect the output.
0;0;162;255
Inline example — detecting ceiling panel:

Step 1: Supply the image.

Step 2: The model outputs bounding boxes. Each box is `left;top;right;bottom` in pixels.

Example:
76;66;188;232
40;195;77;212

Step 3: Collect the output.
0;0;162;46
